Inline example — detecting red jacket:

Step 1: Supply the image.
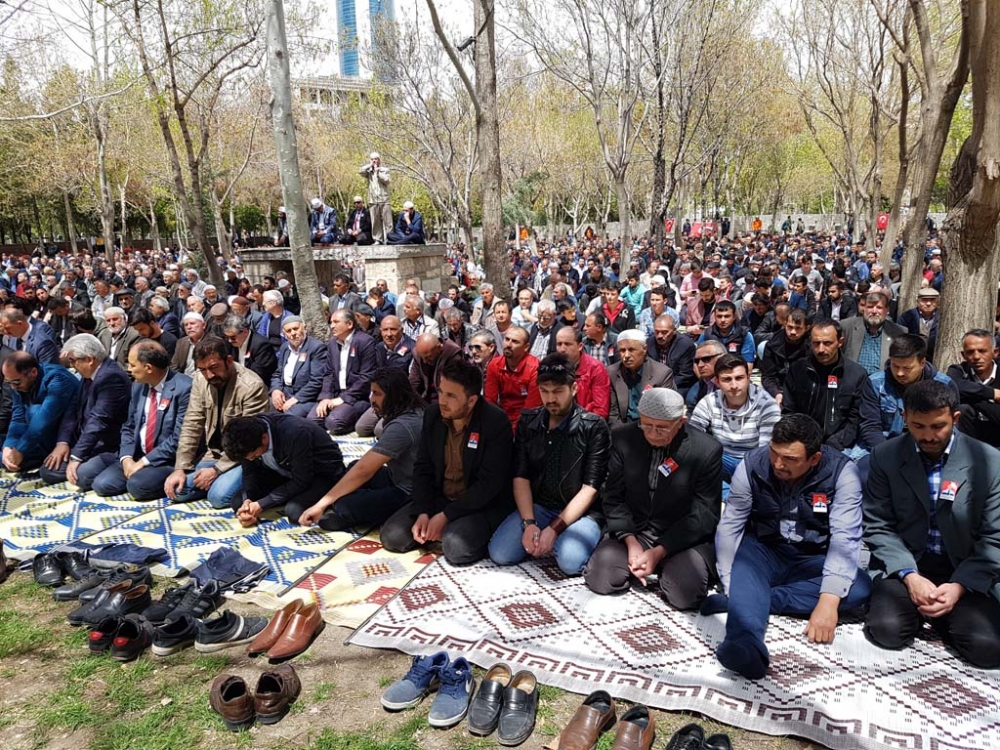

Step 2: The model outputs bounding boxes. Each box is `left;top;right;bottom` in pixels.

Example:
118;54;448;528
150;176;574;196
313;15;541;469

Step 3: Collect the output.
485;354;541;429
575;352;611;419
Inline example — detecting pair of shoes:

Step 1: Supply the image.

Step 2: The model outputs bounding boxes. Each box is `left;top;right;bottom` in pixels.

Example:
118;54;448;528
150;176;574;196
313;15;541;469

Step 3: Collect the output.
558;690;616;750
88;614;153;662
466;663;539;745
380;651;475;729
56;565;152;603
246;600;325;662
33;551;92;587
664;723;733;750
195;611;269;653
146;580;223;625
611;705;656;749
67;581;152;627
209;664;301;731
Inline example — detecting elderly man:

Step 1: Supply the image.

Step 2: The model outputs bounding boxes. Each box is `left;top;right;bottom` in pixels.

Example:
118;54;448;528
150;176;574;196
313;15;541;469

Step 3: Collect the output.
2;306;58;365
341;195;374;245
647;314;696;399
186;296;207;319
485;326;542;428
164;336;269;507
400;294;439;340
91;279;113;319
311;309;378;434
585;388;723;610
95;306;142;372
270;316;327;418
129;306;177;358
607;329;675;426
554;326;610;419
898;287;940;361
171;312;208;377
222;314;277;388
90;341;193;500
410;332;465;404
150;295;181;338
488;354;609;575
222;414;346;526
842;292;906;376
527;300;561;359
256;289;291;349
375;315;415;372
380;359;513;565
359;152;392;243
863;380;1000;669
469;330;498;378
582;312;618;367
387;201;425;245
949;329;1000;447
2;351;80;473
40;334;130;487
309;198;339;245
471;283;498;329
709;414;872;680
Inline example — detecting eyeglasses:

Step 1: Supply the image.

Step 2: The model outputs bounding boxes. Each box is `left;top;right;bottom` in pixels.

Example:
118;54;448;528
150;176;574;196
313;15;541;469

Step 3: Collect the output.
469;344;484;351
639;421;681;435
693;354;722;364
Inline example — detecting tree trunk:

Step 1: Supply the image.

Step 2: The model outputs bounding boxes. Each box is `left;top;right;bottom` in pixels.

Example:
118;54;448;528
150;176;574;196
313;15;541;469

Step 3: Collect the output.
614;173;630;267
119;182;130;248
93;117;116;265
63;189;79;255
149;198;162;254
212;190;231;263
264;0;327;339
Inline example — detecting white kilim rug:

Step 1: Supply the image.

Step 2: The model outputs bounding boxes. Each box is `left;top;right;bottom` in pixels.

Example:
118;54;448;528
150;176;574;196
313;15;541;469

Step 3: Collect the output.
347;558;1000;750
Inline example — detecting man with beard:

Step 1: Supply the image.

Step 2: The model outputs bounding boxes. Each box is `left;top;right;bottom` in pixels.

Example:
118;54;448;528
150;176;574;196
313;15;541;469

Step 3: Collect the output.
863;380;1000;668
380;359;513;565
843;292;905;376
468;330;498;378
164;336;269;508
488;353;610;574
300;369;425;531
484;326;541;428
554;326;610;419
607;330;675;426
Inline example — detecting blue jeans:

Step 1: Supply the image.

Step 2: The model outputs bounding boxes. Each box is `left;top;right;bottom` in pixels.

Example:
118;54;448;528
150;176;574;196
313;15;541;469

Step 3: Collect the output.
488;505;602;575
175;461;244;509
717;534;872;680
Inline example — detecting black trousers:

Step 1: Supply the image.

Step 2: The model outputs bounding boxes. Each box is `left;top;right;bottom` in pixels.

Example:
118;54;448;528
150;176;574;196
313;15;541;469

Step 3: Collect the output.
380;498;510;566
583;534;716;611
864;555;1000;669
240;471;343;525
958;403;1000;448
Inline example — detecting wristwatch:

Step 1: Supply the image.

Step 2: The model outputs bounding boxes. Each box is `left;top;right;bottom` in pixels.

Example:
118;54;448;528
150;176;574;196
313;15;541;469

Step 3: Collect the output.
520;518;537;531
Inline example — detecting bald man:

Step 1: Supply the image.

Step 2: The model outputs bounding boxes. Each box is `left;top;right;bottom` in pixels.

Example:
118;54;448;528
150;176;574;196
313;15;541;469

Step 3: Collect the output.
408;332;465;403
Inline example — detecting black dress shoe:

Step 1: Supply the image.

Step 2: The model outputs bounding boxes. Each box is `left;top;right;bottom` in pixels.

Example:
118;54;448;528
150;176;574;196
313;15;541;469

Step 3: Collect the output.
664;722;705;750
53;570;112;602
497;670;538;747
703;733;732;750
467;663;511;736
33;553;64;586
56;552;94;581
69;584;152;627
78;567;151;603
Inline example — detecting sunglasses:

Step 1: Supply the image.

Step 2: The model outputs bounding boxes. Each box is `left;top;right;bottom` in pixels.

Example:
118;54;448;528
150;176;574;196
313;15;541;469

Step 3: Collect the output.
693;354;722;364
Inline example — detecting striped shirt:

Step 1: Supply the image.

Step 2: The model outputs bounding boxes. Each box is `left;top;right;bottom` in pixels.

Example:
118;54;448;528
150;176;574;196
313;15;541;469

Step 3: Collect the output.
688;384;781;460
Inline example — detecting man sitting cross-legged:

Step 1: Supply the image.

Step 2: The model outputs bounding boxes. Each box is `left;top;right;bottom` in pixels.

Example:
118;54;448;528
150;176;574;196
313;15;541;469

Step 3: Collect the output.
863;380;1000;669
90;341;193;500
487;353;610;575
584;388;723;610
380;358;513;566
707;414;872;680
299;368;425;532
221;414;346;526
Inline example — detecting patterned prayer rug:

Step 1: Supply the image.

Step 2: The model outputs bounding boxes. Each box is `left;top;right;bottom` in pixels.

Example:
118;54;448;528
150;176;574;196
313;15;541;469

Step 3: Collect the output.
249;536;438;628
0;477;160;559
347;558;1000;750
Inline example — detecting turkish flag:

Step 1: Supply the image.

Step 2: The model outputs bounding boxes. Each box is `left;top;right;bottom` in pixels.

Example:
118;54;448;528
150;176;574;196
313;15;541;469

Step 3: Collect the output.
691;222;703;237
877;213;889;231
664;218;675;233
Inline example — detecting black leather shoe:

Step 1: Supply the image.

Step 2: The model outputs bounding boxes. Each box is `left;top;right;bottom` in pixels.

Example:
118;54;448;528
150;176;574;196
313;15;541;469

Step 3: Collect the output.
497;670;538;747
110;616;153;662
703;733;732;750
467;663;511;736
88;615;125;654
664;722;705;750
56;552;94;581
79;567;151;603
33;553;64;586
53;569;112;602
69;584;152;627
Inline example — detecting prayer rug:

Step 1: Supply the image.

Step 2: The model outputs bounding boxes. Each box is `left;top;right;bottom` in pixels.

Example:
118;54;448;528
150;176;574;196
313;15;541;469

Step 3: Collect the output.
0;477;160;559
347;558;1000;750
251;536;438;628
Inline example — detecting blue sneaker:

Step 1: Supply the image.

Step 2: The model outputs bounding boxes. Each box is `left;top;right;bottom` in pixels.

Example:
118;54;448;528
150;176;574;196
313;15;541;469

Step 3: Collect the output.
381;651;449;710
428;656;475;728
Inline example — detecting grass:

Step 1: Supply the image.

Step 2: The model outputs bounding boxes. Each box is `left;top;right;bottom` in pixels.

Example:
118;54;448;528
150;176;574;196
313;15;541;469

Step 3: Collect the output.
311;716;426;750
0;608;52;658
312;681;337;701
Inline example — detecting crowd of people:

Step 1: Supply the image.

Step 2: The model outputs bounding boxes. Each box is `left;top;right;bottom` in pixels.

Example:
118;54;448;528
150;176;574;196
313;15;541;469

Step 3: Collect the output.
0;218;997;682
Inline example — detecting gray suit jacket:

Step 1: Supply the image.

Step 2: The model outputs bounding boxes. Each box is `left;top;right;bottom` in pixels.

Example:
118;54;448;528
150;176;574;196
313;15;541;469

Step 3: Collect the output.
607;359;676;427
864;430;1000;600
841;318;906;371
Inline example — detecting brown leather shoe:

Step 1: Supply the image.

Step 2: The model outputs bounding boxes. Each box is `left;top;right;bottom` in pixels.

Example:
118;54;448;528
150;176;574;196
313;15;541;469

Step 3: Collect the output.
266;602;325;662
255;664;301;725
559;690;616;750
610;705;655;750
209;674;255;732
247;599;304;656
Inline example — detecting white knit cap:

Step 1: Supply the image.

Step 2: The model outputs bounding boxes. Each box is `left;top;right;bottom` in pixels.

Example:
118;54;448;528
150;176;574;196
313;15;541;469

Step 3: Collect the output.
638;388;686;420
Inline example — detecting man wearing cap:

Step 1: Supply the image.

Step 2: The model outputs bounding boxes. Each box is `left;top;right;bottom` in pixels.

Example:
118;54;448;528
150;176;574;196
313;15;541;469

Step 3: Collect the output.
488;353;609;575
898;288;940;362
342;195;374;245
309;198;339;245
607;329;676;427
585;387;723;610
387;201;425;245
274;206;288;246
360;152;392;243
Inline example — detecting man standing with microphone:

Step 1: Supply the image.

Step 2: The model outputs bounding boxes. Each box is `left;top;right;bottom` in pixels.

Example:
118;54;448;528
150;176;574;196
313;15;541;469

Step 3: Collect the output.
360;151;392;244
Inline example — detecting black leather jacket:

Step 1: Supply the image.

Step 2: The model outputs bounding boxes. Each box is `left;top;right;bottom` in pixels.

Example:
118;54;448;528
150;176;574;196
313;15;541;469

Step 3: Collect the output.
513;403;611;510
